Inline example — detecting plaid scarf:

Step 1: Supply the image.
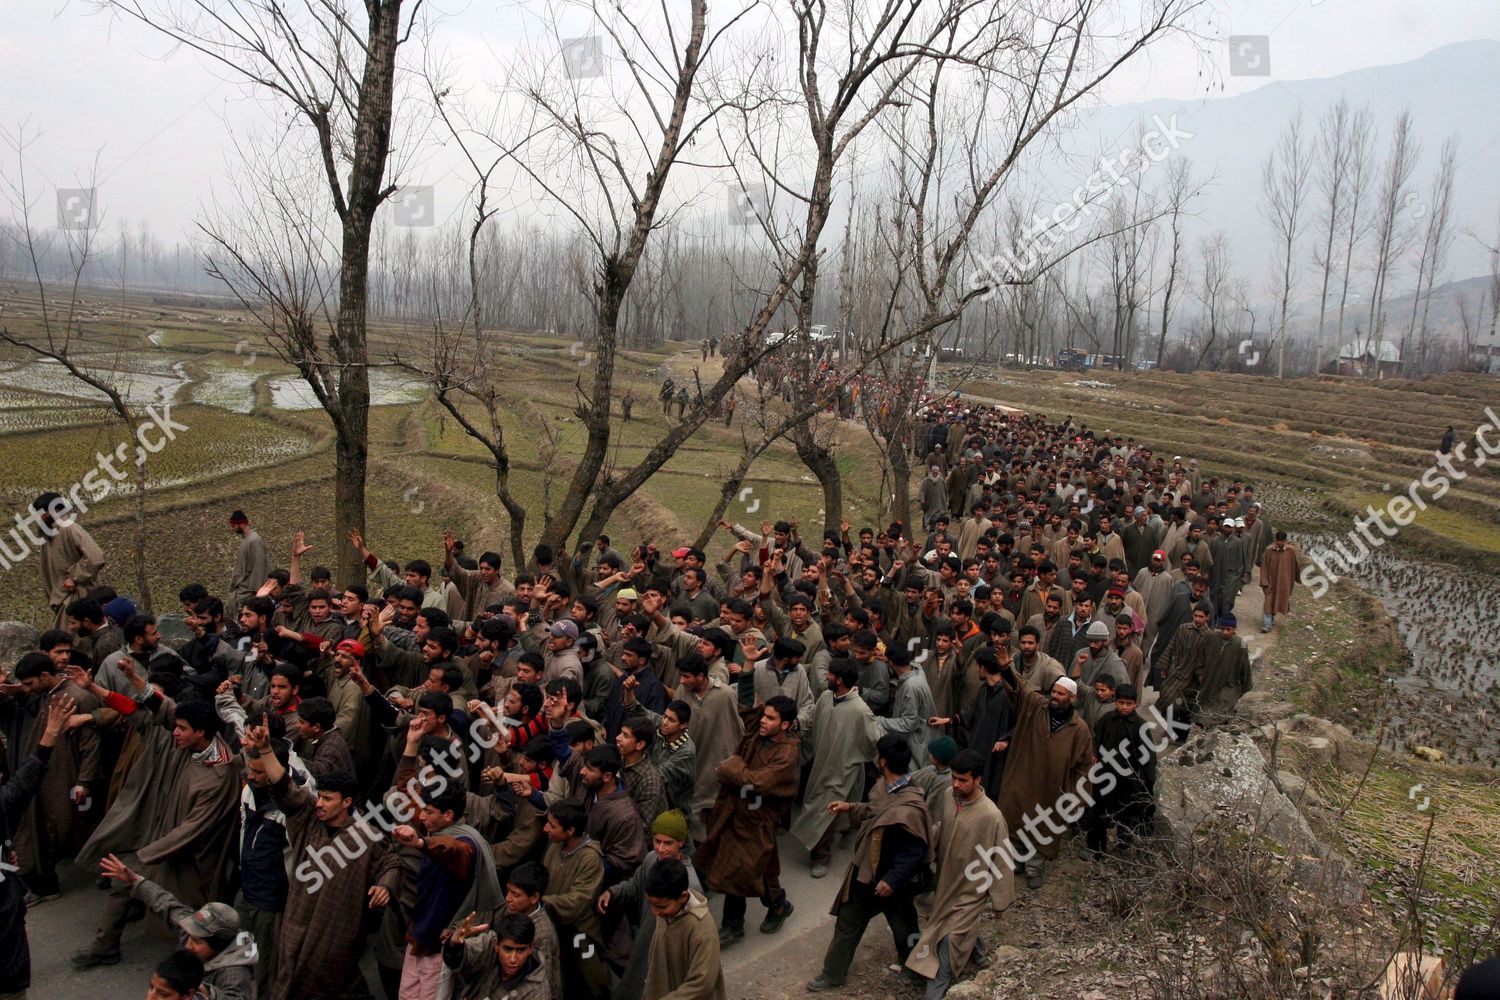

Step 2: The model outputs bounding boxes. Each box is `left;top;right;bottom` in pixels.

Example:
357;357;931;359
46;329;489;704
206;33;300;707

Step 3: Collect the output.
192;736;232;767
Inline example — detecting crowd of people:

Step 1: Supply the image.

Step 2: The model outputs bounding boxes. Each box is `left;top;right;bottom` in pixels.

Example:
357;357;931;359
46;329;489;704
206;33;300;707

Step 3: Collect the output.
1;400;1321;1000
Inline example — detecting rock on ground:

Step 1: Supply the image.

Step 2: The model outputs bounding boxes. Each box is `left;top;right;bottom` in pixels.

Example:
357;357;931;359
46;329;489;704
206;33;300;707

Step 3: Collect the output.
0;620;39;666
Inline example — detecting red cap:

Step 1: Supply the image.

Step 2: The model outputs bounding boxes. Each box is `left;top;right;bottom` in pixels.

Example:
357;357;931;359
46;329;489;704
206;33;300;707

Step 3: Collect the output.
671;547;692;559
335;639;366;658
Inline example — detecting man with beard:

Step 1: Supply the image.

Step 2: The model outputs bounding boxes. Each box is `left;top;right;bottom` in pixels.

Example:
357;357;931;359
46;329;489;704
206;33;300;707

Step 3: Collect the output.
1014;626;1064;694
1195;613;1253;725
1027;593;1066;651
1154;601;1218;730
994;670;1092;890
1047;594;1098;672
1070;621;1127;720
96;613;187;696
807;734;932;992
66;596;121;668
580;745;650;884
794;661;879;878
921;465;948;525
1085;683;1157;856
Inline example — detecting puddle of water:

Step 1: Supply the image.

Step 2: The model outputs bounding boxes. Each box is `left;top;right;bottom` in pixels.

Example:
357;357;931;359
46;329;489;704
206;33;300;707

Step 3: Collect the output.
267;369;427;409
0;357;188;406
191;366;260;414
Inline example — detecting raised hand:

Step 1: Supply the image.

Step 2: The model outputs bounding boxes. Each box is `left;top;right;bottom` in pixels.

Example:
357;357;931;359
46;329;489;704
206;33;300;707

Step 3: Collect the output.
450;910;491;945
117;656;146;693
100;853;141;886
405;714;433;746
42;693;78;743
64;663;92;691
443;529;456;554
348;528;367;555
243;716;271;753
292;531;314;558
348;660;373;694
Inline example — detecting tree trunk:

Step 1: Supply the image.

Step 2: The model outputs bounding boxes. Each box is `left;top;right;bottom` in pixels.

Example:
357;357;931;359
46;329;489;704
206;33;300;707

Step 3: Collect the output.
334;400;369;585
330;0;401;584
793;418;843;538
133;452;153;615
887;420;912;531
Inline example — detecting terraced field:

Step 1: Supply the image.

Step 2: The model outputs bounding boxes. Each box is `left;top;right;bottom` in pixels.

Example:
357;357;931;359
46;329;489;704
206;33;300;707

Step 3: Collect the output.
0;283;886;626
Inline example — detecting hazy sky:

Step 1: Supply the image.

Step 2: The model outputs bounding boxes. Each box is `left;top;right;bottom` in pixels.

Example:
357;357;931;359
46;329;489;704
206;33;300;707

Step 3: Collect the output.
2;0;1498;242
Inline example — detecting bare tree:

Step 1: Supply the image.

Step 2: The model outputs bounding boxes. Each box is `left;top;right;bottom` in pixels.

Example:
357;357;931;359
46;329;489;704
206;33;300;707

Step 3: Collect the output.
1193;231;1231;371
1260;112;1312;378
1400;136;1458;375
106;0;425;583
0;137;154;612
1333;106;1377;360
1155;157;1195;369
1311;98;1355;375
1364;110;1422;379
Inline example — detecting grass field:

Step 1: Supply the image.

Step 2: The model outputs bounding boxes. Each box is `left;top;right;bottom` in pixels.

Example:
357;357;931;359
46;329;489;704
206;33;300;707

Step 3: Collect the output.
0;281;890;625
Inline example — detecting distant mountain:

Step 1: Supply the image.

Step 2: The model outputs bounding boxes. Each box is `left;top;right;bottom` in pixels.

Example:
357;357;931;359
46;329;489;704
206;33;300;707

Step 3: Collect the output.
1383;274;1499;344
1029;40;1500;315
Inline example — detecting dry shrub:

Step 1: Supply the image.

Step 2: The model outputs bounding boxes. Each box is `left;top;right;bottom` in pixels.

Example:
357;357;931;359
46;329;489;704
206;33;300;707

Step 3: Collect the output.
1130;793;1497;1000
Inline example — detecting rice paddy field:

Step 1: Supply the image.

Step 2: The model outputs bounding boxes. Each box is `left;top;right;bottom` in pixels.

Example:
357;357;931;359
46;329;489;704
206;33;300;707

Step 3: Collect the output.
0;281;888;627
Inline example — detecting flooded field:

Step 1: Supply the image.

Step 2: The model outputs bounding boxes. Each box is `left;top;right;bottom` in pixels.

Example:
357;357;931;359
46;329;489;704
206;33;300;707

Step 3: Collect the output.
268;369;427;409
1237;485;1496;764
